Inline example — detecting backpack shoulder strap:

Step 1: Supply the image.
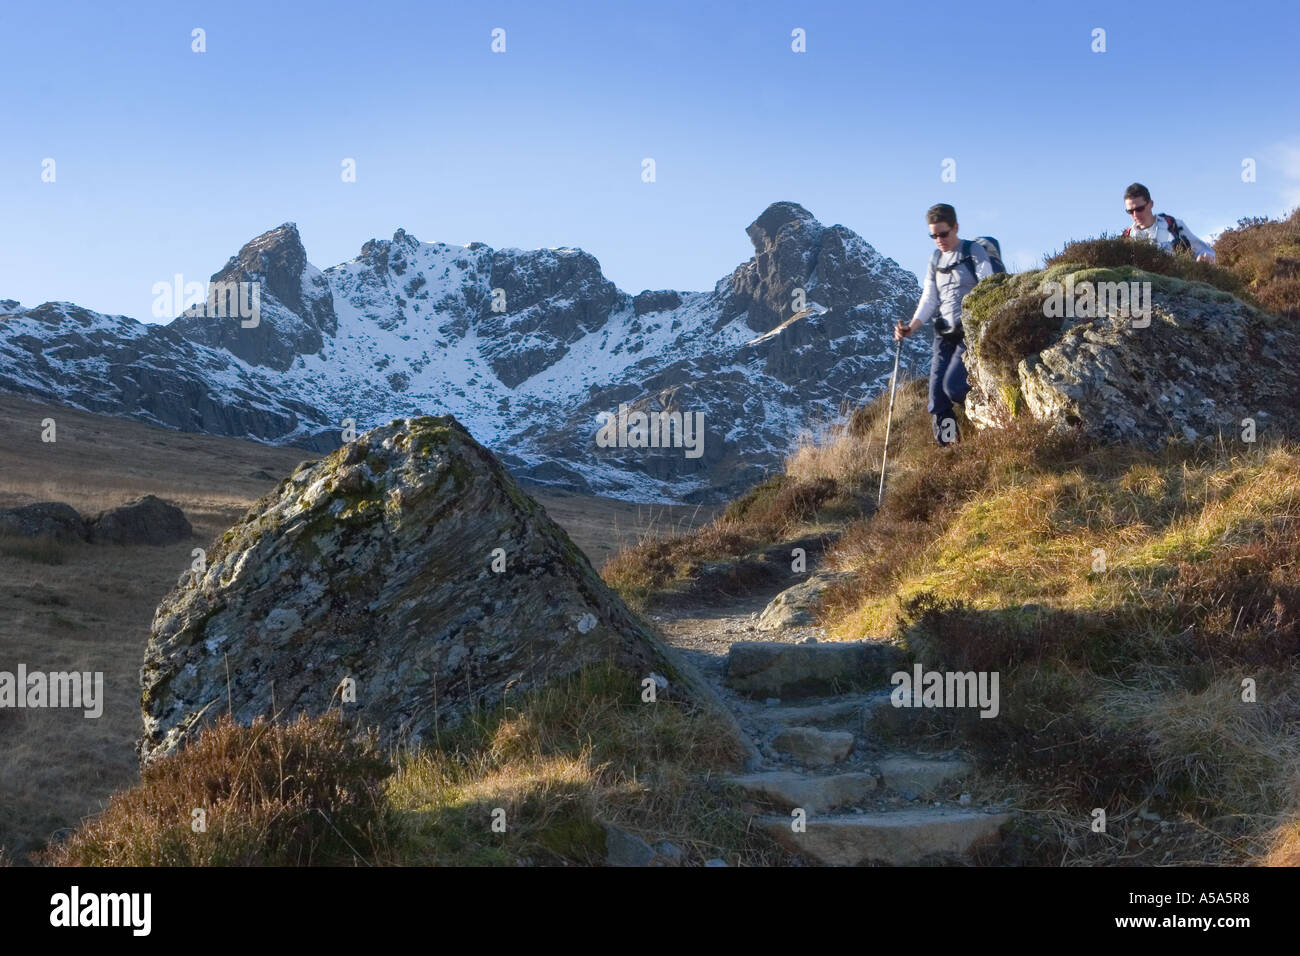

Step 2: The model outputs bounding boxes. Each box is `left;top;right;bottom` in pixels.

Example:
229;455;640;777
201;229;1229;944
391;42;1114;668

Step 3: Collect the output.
929;248;941;275
961;239;978;282
1161;214;1190;251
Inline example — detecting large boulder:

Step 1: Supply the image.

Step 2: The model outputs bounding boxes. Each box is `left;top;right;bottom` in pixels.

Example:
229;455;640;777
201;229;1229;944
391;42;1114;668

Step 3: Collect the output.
0;502;88;542
89;495;192;545
962;266;1300;447
138;415;687;764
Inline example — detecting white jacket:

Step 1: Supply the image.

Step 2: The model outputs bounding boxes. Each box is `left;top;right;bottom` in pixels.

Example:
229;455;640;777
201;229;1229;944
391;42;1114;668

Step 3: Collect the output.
911;241;995;335
1126;214;1216;261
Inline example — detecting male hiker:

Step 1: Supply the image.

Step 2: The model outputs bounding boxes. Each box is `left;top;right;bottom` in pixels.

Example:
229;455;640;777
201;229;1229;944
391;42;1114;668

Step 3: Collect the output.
894;204;997;446
1122;183;1216;262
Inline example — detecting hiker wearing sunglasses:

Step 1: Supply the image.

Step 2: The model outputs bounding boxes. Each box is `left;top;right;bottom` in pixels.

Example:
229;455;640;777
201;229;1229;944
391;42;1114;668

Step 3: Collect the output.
894;204;994;447
1122;183;1216;262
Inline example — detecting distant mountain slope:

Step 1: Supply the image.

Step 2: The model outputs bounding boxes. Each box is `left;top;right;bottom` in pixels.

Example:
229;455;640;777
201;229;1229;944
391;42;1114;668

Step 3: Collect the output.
0;202;923;501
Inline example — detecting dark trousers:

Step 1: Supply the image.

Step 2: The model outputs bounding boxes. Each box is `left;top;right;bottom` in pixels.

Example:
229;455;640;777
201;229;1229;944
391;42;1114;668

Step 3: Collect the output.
928;331;969;445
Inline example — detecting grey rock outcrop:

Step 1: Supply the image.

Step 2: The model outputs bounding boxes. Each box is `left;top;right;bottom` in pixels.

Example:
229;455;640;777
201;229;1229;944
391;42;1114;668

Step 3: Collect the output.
963;267;1300;447
603;824;656;867
481;247;625;388
169;223;338;372
721;202;828;335
633;290;682;315
89;495;192;545
138;415;687;764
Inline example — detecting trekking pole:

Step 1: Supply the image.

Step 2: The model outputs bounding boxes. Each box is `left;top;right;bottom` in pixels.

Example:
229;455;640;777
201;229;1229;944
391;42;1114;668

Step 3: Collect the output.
877;332;903;508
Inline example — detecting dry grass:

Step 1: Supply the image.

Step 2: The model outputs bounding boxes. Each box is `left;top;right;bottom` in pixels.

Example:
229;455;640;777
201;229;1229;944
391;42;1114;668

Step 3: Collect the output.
1215;208;1300;320
1043;235;1247;296
0;533;67;565
599;518;777;606
49;664;778;866
41;712;395;866
0;533;209;862
386;665;778;866
1263;818;1300;866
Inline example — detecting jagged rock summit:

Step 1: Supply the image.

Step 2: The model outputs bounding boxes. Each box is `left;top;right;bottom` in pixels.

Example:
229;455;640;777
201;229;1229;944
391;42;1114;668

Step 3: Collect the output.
962;265;1300;447
138;415;686;764
170;222;339;371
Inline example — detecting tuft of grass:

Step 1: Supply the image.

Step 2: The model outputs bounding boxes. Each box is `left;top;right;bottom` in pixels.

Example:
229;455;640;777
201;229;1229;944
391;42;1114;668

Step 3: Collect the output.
1095;675;1300;819
385;664;777;866
1263;817;1300;866
599;518;776;607
41;712;394;866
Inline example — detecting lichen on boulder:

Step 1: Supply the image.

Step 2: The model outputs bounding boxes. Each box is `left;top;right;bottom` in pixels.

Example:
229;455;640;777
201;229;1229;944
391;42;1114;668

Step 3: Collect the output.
138;415;688;765
962;262;1300;447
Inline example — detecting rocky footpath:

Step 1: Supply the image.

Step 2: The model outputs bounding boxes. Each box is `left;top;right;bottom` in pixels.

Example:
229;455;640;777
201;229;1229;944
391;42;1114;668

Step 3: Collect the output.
650;550;1015;866
138;415;692;764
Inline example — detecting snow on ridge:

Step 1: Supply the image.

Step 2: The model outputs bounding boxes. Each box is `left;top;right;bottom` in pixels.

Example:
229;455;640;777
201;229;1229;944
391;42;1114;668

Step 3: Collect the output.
0;214;919;502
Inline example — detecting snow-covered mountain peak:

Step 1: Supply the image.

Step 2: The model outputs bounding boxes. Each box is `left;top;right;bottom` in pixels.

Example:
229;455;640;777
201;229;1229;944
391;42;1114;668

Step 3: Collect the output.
1;202;924;502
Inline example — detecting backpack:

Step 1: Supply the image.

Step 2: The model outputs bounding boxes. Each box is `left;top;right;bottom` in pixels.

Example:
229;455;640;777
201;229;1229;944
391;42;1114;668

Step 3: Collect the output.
931;237;1007;283
1123;214;1191;254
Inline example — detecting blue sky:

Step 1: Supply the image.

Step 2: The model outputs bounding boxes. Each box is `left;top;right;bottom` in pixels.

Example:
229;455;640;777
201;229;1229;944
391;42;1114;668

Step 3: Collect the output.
4;0;1297;322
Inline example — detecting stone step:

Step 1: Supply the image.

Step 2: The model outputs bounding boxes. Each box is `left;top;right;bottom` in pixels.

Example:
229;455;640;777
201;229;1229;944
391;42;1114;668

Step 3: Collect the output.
770;726;855;768
727;771;878;812
761;808;1012;866
748;694;877;729
876;756;972;797
725;640;905;699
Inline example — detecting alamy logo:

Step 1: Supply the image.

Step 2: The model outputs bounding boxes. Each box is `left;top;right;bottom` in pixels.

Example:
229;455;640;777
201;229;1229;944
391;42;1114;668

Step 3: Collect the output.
151;274;261;327
50;886;151;936
890;663;1000;718
0;664;103;717
595;404;705;459
1042;275;1151;327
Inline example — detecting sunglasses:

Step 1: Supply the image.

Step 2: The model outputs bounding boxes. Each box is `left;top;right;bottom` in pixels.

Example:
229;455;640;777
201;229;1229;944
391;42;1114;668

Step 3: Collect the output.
929;229;952;240
1126;202;1149;217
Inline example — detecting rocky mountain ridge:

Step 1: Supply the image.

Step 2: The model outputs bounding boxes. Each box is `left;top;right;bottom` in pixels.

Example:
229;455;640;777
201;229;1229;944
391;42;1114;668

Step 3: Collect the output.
0;203;924;502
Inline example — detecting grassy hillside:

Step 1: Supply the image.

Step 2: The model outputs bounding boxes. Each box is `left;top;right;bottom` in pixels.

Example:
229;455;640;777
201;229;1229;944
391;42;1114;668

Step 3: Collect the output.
602;219;1300;866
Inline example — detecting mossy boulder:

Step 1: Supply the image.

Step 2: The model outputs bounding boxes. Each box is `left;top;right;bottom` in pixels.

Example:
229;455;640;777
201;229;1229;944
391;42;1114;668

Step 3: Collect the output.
139;415;691;764
962;263;1300;447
